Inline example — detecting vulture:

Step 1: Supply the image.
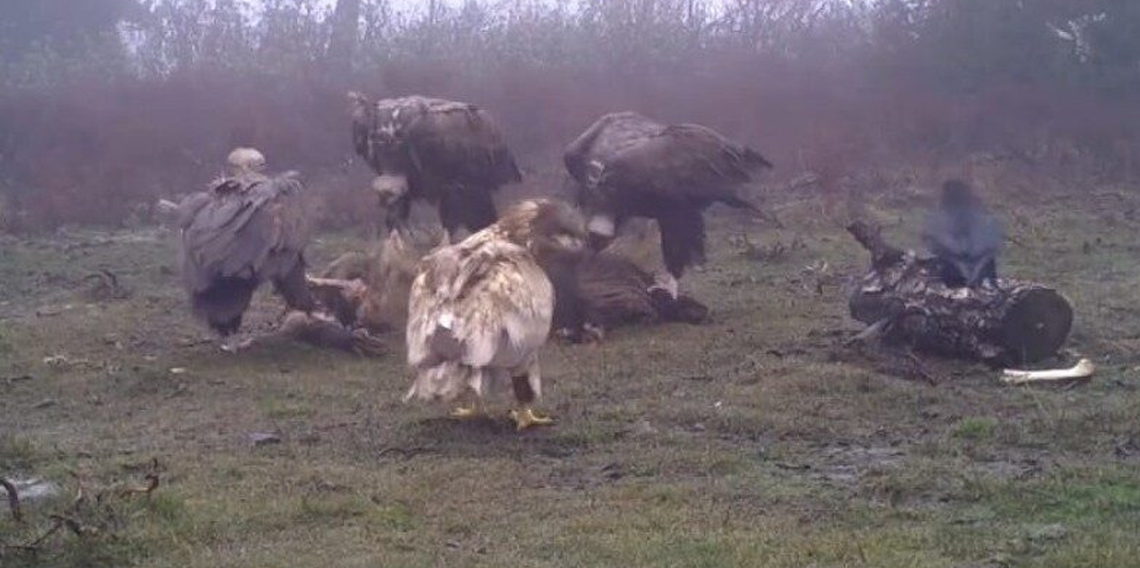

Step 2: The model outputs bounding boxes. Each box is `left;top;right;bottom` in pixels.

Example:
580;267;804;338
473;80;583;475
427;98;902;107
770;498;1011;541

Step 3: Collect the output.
922;180;1004;288
564;111;773;297
405;199;586;430
348;93;522;239
174;148;315;351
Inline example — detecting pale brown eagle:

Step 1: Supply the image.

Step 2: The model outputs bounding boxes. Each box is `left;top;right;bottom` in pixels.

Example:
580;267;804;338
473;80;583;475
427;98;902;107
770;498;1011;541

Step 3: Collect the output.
174;148;315;352
348;93;522;239
404;199;586;430
564;111;772;298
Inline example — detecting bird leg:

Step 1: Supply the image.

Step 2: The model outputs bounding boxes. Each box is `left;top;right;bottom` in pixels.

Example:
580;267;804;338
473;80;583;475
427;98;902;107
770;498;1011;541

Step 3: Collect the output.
648;272;680;300
449;392;485;420
510;407;553;430
509;374;552;430
219;334;255;353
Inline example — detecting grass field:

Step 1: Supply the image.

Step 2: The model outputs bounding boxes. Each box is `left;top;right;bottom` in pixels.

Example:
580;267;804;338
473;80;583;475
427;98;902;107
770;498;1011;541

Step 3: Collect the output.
2;173;1140;567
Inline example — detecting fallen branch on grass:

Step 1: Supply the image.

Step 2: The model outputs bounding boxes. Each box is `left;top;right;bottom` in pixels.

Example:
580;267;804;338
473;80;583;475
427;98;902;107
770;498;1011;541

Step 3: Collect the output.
1;462;161;556
1;477;21;523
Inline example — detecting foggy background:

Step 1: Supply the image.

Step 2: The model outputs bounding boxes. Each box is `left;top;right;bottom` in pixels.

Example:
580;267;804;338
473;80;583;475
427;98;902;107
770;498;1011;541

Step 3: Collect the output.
1;0;1137;232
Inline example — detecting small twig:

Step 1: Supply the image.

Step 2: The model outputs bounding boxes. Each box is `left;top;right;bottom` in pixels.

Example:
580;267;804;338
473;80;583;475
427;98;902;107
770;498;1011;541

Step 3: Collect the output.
377;446;431;459
844;317;890;347
1;477;22;523
48;514;86;538
905;352;938;385
846;220;904;270
24;517;66;549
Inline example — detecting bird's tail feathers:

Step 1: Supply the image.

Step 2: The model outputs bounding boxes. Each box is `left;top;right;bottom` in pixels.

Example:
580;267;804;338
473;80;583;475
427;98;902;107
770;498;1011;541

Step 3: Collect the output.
427;313;464;361
404;362;481;403
743;148;774;171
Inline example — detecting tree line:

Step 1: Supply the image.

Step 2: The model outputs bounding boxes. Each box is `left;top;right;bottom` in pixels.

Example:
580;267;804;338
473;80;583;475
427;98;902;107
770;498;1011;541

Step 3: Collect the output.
1;0;1137;230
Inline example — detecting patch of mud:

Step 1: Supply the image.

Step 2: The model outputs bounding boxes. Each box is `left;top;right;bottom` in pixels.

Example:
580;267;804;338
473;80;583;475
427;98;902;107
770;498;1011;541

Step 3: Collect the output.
811;444;906;484
971;458;1044;480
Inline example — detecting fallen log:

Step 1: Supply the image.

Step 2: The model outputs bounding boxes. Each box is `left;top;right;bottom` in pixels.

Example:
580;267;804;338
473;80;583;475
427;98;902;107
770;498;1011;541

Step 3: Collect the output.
846;221;1073;366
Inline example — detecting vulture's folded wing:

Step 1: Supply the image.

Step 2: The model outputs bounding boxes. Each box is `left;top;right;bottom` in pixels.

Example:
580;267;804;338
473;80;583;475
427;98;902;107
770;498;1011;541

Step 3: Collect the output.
922;210;1004;261
603;123;772;205
564;112;664;184
363;96;520;187
180;173;308;293
407;240;553;369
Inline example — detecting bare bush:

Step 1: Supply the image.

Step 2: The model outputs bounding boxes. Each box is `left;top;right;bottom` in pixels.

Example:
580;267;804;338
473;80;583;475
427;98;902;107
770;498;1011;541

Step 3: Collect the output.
0;0;1138;231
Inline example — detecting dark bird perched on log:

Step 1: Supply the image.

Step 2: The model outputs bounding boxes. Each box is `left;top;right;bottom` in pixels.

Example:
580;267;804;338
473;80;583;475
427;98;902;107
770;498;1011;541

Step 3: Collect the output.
172;148;316;352
922;180;1004;288
564;111;773;298
348;92;522;239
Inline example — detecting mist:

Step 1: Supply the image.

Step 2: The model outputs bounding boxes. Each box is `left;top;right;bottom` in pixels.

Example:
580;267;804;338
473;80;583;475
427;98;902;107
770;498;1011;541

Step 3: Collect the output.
1;0;1138;231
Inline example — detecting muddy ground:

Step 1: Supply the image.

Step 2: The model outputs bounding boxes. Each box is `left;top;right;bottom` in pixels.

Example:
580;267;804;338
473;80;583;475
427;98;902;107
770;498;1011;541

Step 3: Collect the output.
2;169;1139;567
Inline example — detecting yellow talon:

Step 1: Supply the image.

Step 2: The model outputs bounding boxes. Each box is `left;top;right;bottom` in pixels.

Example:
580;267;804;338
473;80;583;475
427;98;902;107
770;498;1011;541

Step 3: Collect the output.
449;403;483;419
510;407;554;430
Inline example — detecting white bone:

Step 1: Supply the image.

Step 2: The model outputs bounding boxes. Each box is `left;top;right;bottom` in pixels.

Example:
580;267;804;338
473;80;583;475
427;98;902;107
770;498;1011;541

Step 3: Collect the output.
1002;358;1095;385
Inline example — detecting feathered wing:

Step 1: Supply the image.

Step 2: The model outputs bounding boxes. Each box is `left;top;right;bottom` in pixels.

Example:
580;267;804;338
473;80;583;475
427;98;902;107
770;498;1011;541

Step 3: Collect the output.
363;96;521;187
406;236;554;402
180;172;314;328
564;112;664;185
922;209;1004;286
602;123;771;207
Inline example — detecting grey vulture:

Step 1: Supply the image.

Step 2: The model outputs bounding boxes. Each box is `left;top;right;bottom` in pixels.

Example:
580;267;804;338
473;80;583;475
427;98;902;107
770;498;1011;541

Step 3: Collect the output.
175;148;315;351
922;179;1004;288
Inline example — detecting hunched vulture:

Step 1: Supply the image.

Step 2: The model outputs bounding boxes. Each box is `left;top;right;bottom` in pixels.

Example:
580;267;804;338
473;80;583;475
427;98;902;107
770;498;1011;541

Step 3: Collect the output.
349;93;522;239
175;148;315;351
922;179;1004;288
564;111;772;297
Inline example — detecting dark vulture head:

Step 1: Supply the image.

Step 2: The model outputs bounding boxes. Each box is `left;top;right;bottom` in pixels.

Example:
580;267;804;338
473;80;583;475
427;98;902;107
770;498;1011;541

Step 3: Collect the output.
349;92;421;208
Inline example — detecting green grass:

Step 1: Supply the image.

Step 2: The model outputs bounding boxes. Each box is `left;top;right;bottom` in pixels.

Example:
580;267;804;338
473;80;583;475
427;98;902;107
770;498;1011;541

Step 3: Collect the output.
2;175;1140;567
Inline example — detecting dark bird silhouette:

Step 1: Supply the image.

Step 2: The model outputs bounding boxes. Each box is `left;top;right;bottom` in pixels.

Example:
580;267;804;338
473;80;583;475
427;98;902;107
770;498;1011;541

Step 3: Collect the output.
922;179;1004;288
564;111;772;297
348;93;521;239
174;148;316;351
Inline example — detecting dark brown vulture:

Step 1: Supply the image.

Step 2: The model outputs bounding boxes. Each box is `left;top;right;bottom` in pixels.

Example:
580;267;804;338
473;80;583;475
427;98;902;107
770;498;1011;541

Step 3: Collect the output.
348;93;522;238
175;148;315;352
564;111;772;297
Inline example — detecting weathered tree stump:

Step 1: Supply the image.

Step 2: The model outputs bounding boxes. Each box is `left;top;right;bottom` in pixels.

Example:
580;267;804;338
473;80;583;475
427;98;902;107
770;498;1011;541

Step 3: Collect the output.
846;221;1072;366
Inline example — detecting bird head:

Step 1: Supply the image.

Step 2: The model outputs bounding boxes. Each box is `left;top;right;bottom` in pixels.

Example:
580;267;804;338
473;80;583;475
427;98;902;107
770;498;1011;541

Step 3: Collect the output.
573;160;621;251
496;199;587;255
350;93;422;209
940;179;979;211
227;147;266;176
